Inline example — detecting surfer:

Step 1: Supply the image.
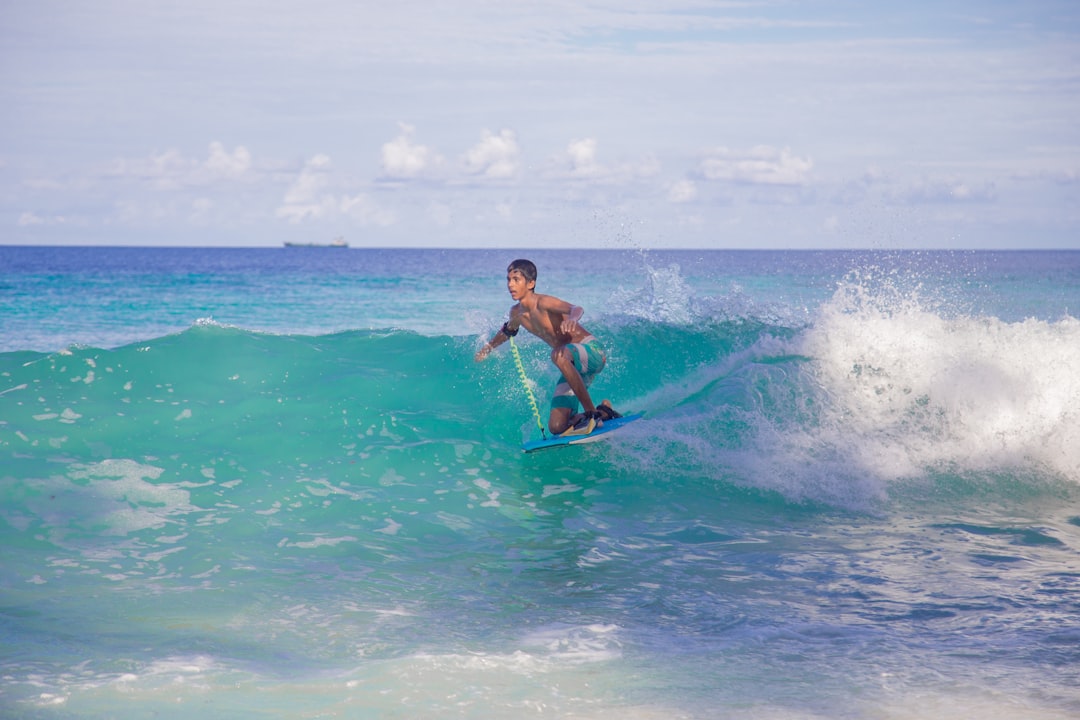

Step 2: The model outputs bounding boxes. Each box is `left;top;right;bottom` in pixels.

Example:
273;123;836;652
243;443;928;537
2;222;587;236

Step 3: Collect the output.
475;258;620;436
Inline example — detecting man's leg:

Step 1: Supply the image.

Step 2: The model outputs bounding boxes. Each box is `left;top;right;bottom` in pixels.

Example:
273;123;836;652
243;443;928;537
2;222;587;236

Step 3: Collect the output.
548;406;575;435
549;345;599;435
551;346;596;415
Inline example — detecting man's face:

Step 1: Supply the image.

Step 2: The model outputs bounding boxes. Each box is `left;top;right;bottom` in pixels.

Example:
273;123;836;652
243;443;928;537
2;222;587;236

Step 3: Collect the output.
507;270;534;300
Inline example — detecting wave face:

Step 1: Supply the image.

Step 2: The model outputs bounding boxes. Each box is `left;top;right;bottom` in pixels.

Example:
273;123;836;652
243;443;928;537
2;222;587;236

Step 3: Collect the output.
623;271;1080;509
2;248;1079;718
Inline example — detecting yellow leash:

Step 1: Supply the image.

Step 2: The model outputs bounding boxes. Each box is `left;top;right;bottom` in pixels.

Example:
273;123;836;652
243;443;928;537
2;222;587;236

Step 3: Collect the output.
509;336;547;439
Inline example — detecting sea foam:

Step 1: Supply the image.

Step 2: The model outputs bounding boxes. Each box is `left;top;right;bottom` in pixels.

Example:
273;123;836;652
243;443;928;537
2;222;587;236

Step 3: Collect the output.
801;274;1080;485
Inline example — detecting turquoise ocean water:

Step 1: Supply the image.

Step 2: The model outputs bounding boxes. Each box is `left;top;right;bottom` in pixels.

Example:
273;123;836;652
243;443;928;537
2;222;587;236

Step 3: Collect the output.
2;247;1079;718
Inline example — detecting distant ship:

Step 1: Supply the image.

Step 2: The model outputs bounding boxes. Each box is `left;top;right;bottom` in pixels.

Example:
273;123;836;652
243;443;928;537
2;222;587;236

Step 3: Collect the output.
283;237;348;248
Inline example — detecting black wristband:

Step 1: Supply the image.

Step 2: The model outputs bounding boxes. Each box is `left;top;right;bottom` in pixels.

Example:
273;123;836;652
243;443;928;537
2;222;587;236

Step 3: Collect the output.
500;321;519;337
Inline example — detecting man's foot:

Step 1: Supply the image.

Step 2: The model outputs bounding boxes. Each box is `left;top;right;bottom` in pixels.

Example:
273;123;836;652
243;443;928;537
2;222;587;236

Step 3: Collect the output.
559;411;598;437
595;400;621;422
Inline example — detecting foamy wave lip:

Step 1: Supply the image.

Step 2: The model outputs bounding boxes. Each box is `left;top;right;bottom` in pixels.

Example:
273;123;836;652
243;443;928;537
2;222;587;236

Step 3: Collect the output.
191;316;304;339
192;316;243;332
798;277;1080;485
607;262;694;325
629;271;1080;509
606;260;809;328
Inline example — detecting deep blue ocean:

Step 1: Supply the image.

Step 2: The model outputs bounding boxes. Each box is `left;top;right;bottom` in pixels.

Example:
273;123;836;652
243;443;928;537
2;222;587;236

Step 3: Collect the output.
2;246;1079;719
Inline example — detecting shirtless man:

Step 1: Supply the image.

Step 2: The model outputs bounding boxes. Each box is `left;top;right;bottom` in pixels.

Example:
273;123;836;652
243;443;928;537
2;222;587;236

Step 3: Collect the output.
475;259;619;436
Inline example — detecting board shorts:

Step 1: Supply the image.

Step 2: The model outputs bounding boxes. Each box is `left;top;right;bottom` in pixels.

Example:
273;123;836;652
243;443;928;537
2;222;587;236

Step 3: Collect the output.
551;336;606;411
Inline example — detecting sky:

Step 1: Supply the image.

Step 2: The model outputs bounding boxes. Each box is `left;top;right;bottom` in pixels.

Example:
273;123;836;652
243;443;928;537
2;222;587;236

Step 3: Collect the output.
2;0;1078;249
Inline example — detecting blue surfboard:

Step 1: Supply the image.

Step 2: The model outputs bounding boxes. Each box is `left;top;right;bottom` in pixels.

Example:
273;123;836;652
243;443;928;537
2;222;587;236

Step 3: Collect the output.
522;413;644;453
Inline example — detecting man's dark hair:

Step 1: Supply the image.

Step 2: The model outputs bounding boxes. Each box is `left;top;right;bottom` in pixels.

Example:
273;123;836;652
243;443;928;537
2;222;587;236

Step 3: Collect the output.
507;259;537;283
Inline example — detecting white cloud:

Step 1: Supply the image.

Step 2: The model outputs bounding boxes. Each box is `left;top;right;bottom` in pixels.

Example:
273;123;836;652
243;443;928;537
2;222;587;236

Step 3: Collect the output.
699;145;813;186
546;138;660;184
205;142;252;180
107;149;186;189
1012;167;1080;185
340;193;395;226
668;179;698;203
861;165;886;184
276;154;336;223
18;211;51;226
17;210;80;227
108;143;255;188
381;123;441;180
566;138;600;178
462;129;520;180
276;155;394;226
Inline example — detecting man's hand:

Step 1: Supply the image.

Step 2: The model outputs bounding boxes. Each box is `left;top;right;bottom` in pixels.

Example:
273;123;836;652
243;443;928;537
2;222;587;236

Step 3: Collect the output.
560;304;584;335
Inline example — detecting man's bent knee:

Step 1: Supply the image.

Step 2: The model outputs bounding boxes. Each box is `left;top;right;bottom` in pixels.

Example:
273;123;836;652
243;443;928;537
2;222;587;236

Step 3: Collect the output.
551;346;575;372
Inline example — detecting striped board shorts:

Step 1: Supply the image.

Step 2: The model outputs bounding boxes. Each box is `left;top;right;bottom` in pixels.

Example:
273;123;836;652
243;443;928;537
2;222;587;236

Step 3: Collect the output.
551;336;606;411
